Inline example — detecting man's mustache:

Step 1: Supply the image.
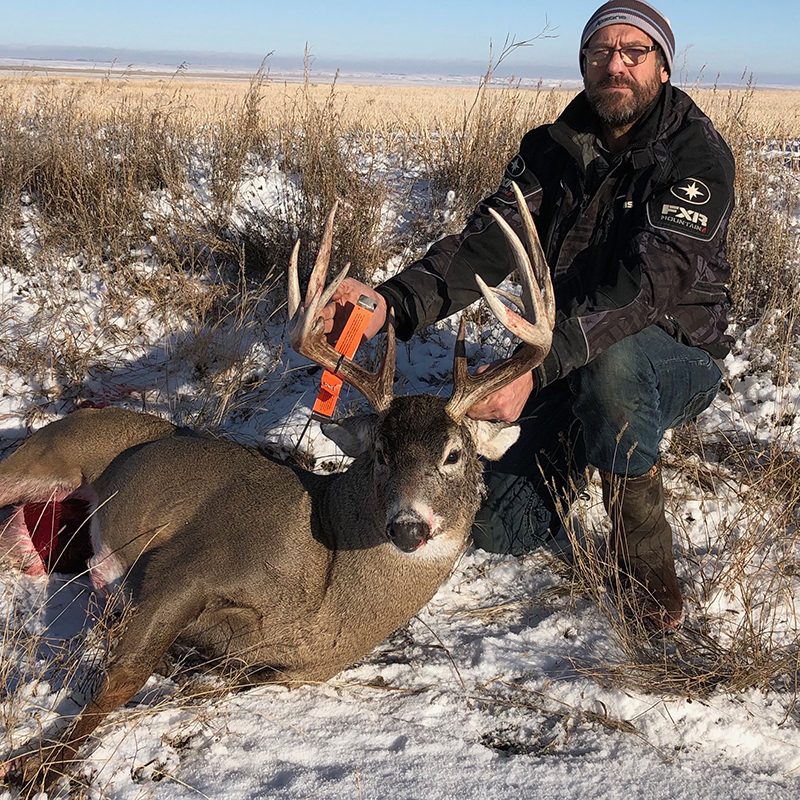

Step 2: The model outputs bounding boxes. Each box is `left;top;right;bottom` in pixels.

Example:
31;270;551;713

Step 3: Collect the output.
594;76;635;89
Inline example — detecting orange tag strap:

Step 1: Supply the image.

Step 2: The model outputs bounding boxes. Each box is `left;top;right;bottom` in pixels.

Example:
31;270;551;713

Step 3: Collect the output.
312;297;375;419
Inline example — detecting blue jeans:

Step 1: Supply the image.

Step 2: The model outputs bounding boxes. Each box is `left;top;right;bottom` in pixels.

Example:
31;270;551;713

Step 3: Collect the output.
471;325;723;554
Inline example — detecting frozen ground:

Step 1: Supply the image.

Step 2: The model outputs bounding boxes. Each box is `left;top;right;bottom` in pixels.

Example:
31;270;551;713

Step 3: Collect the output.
0;155;799;799
1;311;798;799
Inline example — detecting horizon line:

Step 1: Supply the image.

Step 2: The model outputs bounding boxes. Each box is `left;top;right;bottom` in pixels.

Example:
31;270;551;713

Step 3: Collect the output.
1;43;798;88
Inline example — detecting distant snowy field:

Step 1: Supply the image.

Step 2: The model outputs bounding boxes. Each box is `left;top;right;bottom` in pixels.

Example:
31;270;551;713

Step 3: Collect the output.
0;108;799;798
0;56;584;89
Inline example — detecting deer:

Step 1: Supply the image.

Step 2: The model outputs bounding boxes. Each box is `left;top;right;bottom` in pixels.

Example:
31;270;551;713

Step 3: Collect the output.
0;183;554;793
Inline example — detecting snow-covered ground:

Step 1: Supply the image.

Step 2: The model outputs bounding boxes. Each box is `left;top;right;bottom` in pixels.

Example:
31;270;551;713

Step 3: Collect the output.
0;56;584;89
0;151;799;799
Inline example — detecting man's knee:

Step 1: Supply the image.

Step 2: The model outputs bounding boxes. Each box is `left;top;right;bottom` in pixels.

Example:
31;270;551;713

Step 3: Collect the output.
471;472;554;555
568;331;666;475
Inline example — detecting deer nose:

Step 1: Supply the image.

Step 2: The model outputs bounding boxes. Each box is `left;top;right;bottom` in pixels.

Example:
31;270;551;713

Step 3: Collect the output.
386;513;431;553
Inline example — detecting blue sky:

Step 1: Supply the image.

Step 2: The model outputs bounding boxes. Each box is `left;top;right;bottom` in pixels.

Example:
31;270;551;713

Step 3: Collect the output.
2;0;799;84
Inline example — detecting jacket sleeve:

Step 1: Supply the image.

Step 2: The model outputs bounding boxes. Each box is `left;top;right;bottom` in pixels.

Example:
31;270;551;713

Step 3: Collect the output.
377;131;548;341
534;132;735;388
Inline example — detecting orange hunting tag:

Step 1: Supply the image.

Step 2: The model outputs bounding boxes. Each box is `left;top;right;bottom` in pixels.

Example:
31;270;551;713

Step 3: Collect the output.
312;296;376;419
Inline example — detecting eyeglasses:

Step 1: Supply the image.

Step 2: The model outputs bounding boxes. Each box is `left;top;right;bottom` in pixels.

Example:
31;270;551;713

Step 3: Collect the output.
583;45;658;68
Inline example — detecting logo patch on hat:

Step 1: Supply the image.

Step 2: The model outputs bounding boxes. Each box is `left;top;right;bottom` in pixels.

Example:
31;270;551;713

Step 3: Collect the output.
670;178;711;206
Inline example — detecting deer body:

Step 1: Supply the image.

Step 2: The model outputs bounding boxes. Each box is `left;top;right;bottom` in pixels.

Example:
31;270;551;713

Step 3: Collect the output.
83;396;484;684
1;186;554;791
1;398;490;681
0;396;515;789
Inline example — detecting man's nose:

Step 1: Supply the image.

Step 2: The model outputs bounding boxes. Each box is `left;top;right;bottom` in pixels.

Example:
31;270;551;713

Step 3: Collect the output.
605;49;627;74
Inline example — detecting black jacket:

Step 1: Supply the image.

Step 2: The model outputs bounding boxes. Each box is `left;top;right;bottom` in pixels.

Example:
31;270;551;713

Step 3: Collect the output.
378;84;735;389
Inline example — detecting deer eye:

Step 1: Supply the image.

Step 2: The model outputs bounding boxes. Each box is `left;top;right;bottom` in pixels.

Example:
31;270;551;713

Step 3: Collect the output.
444;449;461;465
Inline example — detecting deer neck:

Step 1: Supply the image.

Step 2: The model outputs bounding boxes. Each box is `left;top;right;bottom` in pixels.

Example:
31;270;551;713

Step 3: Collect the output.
314;457;377;547
308;459;465;669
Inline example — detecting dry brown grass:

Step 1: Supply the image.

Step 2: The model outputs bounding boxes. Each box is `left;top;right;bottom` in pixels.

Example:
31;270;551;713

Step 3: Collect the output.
1;73;797;132
559;418;800;700
0;68;798;708
691;88;800;137
0;73;571;128
673;83;800;360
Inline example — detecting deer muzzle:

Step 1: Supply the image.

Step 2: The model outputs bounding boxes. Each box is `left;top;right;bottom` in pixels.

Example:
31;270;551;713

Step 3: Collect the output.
386;511;431;553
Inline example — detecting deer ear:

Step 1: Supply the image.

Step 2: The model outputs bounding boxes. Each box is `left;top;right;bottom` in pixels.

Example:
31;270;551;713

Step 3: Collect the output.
466;419;520;461
321;415;379;458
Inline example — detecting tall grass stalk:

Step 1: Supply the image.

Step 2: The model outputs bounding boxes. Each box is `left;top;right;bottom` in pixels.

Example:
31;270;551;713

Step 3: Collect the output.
0;69;797;717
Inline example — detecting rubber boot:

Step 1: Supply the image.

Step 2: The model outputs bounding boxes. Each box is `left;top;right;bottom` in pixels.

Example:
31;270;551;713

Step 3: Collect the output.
600;464;684;629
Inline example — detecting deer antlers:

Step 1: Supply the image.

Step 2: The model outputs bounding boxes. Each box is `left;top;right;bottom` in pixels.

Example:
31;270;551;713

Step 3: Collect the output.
445;182;555;420
288;203;396;413
288;182;554;419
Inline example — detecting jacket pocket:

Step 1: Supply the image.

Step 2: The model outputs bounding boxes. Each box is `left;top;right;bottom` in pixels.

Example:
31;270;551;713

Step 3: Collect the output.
680;280;731;306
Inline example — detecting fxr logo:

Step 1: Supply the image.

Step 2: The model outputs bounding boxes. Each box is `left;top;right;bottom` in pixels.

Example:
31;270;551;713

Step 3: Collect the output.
661;204;708;226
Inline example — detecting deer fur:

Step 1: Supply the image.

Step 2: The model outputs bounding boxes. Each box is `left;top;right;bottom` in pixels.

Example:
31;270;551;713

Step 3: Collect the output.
0;399;517;789
1;183;551;791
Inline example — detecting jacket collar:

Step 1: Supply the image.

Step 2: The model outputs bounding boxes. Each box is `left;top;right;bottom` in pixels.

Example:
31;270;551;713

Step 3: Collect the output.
549;82;676;173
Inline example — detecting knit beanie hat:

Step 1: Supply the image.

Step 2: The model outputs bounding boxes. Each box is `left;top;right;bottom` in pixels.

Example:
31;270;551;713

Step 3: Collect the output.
580;0;675;74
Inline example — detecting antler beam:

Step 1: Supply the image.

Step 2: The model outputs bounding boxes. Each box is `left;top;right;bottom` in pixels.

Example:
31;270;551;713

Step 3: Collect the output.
288;205;395;413
445;181;555;421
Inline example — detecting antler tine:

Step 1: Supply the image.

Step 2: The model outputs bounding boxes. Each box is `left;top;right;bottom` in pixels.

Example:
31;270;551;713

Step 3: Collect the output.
318;262;351;311
288;239;302;319
371;311;397;412
510;181;555;325
450;316;470;401
445;190;554;421
491;287;525;313
476;211;552;352
306;201;340;307
288;205;395;413
288;205;347;322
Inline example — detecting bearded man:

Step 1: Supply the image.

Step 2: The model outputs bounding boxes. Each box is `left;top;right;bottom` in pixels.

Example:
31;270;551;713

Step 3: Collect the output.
321;1;735;629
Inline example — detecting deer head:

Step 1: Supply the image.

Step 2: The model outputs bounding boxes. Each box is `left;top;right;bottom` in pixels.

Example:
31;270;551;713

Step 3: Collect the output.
288;184;555;554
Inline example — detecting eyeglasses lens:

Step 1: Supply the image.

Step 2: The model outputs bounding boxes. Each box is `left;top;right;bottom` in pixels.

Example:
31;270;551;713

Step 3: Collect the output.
586;47;650;67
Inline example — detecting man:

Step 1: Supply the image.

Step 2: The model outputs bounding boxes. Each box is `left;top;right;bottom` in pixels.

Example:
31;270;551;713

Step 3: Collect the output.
321;0;735;628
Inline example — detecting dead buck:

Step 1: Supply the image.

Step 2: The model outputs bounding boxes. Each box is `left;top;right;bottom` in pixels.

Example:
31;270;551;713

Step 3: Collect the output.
0;184;554;792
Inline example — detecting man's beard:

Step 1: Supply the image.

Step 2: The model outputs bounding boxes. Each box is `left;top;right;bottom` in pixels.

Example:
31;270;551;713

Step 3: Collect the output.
585;73;662;128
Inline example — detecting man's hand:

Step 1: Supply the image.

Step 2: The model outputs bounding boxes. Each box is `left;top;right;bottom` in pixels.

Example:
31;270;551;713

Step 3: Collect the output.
318;278;388;344
467;366;534;422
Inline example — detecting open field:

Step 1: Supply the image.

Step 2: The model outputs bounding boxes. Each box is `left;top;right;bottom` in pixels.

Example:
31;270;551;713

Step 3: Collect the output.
0;68;799;798
2;73;800;135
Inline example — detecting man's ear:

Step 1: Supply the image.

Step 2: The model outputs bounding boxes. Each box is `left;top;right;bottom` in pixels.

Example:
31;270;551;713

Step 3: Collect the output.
321;414;379;458
465;418;521;461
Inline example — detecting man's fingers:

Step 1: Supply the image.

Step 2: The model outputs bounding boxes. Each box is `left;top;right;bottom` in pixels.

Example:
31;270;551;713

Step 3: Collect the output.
466;361;506;420
466;369;534;422
314;278;388;344
331;277;359;304
467;399;500;421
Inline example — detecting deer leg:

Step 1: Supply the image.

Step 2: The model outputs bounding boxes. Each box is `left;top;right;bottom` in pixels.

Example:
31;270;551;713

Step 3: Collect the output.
87;514;125;595
5;580;206;791
10;661;147;792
